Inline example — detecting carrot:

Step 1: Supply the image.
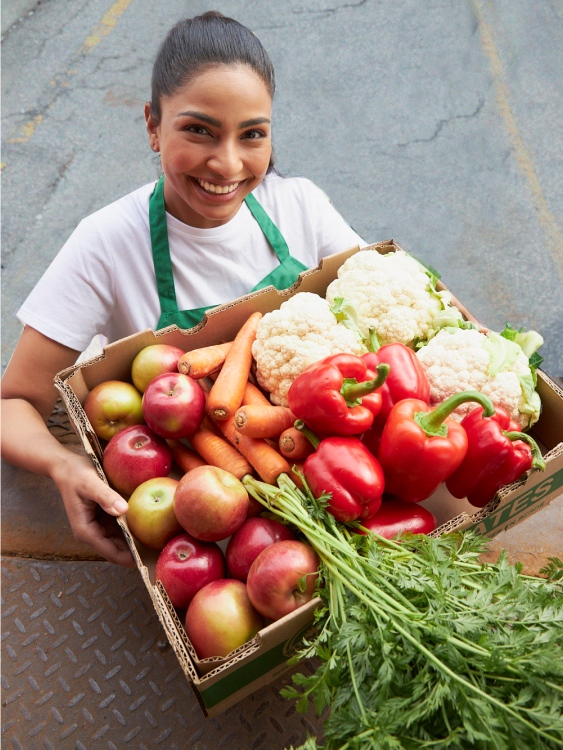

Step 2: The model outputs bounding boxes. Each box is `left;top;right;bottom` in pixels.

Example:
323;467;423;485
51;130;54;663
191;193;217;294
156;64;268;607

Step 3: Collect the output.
177;341;233;379
214;415;291;485
206;312;262;421
279;426;316;460
234;404;296;439
241;381;271;406
167;439;207;473
189;421;253;480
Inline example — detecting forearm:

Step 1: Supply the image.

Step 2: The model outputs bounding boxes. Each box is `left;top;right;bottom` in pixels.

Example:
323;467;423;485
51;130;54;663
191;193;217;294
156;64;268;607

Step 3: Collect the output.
1;397;79;479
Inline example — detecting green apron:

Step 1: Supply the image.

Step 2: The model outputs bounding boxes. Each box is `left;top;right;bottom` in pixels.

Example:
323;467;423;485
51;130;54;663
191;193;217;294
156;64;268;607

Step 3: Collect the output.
149;176;308;329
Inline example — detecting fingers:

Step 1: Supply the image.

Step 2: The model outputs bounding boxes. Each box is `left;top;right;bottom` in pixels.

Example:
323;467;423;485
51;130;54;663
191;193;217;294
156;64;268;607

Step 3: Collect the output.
95;481;129;517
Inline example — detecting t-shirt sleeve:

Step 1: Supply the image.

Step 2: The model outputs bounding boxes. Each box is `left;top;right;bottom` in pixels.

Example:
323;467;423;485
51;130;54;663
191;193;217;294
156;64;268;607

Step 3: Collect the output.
297;179;368;262
16;217;116;352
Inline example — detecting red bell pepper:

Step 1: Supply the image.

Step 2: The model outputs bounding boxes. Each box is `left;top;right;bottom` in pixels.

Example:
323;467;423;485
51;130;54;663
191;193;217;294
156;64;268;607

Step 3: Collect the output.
446;406;546;507
356;499;437;539
288;353;389;437
362;336;430;429
377;390;496;504
296;420;385;523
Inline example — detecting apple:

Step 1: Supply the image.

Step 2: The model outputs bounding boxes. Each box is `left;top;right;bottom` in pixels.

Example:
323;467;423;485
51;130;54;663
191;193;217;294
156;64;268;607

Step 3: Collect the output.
126;477;182;549
174;465;249;542
246;540;319;621
131;344;185;393
226;517;297;582
102;424;172;496
184;579;264;659
155;533;226;610
142;372;205;439
357;500;437;539
83;380;144;441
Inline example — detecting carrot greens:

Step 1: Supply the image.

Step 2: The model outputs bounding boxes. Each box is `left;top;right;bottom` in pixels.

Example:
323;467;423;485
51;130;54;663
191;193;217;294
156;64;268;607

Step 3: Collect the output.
243;474;563;750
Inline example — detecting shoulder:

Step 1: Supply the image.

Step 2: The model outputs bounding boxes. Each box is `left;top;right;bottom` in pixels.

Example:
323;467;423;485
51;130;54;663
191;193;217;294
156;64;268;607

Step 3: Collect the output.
254;173;331;206
78;182;155;238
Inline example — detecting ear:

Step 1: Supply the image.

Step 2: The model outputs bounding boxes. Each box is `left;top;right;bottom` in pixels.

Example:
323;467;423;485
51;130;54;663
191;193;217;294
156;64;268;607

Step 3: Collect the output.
145;102;160;152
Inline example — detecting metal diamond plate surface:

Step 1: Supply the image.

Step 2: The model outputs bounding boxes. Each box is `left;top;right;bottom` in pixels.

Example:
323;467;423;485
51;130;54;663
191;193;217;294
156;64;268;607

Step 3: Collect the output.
1;557;325;750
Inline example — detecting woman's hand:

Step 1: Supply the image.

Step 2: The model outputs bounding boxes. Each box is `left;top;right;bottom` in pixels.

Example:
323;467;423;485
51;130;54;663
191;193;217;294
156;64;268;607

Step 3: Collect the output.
51;451;135;568
1;326;135;568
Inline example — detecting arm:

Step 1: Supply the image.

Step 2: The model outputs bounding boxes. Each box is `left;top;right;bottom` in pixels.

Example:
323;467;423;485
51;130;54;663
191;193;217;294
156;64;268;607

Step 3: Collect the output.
1;326;134;567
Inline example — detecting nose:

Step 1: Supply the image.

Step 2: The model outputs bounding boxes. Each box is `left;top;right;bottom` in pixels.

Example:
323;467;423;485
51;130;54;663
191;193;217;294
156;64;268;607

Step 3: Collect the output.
207;138;244;179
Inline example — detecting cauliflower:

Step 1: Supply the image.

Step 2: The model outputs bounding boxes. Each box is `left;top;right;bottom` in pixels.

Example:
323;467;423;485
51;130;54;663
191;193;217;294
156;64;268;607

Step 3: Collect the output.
416;327;543;429
252;292;366;406
325;249;466;347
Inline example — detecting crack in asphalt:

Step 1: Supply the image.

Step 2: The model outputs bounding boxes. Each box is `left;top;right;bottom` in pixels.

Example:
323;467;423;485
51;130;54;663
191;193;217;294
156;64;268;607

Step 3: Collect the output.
292;0;368;17
397;97;486;147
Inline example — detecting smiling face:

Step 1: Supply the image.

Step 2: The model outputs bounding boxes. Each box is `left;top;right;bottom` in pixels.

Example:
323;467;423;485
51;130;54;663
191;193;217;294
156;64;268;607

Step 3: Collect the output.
146;64;273;229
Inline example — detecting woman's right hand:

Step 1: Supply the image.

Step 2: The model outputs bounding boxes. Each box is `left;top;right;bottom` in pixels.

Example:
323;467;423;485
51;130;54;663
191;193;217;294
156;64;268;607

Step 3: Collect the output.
1;326;135;568
51;450;135;567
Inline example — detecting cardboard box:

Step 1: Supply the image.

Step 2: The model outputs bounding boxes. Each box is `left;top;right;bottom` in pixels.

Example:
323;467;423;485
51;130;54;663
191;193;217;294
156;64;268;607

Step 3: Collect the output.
54;240;563;717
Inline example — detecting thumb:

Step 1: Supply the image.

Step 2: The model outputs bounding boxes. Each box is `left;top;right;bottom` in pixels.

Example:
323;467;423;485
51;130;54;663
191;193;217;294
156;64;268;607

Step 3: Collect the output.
96;481;129;516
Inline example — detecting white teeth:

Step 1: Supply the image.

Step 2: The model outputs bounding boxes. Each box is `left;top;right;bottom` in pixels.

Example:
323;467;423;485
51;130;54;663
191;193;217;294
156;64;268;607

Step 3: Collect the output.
197;179;239;194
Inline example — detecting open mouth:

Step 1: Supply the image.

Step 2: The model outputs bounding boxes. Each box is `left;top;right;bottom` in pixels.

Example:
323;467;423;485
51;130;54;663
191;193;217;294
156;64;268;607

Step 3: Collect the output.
195;178;242;195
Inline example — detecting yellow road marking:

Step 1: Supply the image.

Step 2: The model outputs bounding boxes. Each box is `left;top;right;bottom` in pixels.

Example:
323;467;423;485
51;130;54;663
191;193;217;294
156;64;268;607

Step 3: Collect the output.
5;0;134;144
473;0;563;275
79;0;134;53
6;115;43;144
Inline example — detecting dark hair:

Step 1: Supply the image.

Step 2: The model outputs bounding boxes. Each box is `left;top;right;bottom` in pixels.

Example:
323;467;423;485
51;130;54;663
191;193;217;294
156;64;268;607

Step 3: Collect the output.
149;11;275;123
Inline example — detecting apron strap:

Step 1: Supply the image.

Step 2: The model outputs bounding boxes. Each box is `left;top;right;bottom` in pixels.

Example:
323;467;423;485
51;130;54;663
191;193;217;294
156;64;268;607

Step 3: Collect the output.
149;176;179;316
244;192;290;262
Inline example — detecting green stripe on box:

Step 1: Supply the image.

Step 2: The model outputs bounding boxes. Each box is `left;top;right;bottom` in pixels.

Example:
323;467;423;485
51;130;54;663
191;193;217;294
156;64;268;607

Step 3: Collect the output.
467;466;563;536
199;619;316;708
199;641;288;708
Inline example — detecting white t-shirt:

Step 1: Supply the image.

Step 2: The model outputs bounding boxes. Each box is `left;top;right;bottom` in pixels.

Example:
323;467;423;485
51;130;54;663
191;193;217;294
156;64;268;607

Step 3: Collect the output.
18;174;365;351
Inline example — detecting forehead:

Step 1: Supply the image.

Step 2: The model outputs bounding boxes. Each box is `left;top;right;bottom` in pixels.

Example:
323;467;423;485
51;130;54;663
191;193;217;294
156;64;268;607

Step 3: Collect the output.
169;63;272;108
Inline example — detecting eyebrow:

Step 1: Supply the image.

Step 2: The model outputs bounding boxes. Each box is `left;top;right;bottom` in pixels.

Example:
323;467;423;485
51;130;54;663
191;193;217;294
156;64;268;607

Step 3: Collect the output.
176;111;270;129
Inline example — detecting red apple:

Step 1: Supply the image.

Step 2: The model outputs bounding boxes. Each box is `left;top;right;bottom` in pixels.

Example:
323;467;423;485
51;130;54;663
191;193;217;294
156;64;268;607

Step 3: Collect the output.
126;477;182;549
184;579;264;659
246;540;319;621
155;533;226;610
226;517;297;582
357;500;437;539
131;344;185;393
102;424;172;496
142;372;205;439
174;466;249;542
84;380;144;441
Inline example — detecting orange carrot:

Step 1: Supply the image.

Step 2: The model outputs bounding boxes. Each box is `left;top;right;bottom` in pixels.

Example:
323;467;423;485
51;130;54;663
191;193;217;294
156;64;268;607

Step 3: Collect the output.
214;415;291;485
167;439;207;473
177;341;233;378
234;404;296;439
241;381;271;406
279;427;316;460
189;421;253;480
206;312;262;421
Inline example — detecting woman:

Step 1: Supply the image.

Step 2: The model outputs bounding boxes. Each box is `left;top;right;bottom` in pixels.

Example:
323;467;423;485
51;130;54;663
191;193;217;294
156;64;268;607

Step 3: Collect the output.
1;12;365;567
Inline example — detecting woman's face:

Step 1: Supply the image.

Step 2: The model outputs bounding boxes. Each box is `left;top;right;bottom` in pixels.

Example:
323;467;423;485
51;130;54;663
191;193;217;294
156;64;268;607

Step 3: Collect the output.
146;64;273;229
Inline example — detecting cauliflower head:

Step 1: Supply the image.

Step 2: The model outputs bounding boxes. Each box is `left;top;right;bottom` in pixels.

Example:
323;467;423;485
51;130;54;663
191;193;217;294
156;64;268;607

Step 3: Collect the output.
325;249;462;347
416;327;542;429
252;292;366;406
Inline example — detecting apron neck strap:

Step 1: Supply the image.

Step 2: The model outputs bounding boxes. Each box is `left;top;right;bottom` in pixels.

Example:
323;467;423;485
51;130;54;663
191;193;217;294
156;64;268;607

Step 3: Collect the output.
149;176;178;315
244;192;289;262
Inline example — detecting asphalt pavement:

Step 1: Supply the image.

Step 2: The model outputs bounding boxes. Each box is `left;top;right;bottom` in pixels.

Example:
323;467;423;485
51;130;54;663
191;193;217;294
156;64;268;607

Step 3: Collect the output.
2;0;562;375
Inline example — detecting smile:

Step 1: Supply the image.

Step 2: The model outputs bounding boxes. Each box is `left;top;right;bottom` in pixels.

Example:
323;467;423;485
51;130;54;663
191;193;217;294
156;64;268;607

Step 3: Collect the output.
195;178;241;195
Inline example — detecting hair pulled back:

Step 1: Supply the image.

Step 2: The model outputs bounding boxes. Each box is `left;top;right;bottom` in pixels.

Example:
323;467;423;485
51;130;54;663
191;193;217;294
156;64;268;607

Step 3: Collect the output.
149;11;275;123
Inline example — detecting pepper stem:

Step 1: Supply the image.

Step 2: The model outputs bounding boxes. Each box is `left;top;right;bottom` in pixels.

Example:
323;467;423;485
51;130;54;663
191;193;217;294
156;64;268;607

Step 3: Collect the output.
294;419;321;450
503;431;546;471
367;328;381;353
340;363;390;405
415;391;496;437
